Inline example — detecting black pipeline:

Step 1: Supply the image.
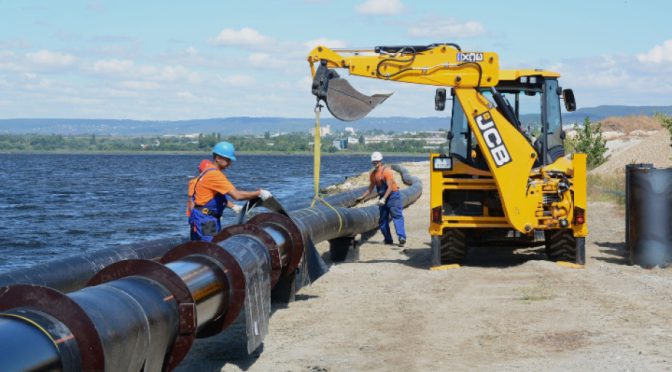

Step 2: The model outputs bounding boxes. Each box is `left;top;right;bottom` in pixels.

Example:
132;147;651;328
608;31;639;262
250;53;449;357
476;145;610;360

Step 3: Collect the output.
0;165;421;371
0;212;308;371
0;184;372;293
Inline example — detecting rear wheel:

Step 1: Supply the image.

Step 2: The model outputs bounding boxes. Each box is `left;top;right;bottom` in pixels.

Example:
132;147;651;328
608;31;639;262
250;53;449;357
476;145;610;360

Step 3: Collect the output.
431;228;468;266
545;229;585;264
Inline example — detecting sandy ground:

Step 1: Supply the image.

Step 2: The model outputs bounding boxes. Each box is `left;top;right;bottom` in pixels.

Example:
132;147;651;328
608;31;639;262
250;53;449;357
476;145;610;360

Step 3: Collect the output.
179;162;672;371
593;130;672;175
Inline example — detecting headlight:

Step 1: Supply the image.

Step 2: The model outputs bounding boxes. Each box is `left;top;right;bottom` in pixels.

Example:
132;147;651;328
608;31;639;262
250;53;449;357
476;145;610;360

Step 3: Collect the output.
433;156;452;171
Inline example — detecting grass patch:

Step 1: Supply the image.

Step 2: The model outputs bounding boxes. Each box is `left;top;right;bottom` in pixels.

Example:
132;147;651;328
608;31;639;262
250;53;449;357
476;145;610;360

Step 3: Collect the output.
518;283;555;302
587;172;625;207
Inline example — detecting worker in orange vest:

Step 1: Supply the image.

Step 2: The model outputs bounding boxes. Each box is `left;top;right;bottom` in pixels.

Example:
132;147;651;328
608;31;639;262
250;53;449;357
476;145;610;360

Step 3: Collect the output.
187;159;241;218
356;152;406;245
189;142;272;241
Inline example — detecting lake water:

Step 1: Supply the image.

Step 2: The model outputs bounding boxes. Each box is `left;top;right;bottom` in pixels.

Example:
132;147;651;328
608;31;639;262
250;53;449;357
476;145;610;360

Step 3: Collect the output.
0;153;423;272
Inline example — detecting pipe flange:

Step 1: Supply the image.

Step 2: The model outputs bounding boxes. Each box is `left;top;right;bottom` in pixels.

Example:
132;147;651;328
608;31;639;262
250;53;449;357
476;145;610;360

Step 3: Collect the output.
86;259;196;371
0;284;104;370
216;223;282;286
248;213;305;274
160;241;246;338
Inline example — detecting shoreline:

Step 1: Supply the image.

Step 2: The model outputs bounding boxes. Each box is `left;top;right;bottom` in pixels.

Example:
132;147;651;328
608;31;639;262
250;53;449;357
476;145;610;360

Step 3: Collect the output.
0;150;429;157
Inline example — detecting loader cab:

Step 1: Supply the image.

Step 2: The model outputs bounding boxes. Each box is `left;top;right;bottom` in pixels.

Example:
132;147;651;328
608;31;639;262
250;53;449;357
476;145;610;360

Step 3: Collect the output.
448;70;573;169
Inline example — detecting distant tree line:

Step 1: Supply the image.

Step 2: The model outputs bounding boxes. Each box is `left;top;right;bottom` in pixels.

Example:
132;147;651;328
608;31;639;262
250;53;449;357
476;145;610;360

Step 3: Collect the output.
0;133;434;153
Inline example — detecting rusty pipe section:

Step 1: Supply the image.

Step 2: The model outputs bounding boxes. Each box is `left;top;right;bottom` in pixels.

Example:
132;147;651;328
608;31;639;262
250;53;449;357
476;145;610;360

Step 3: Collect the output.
0;165;421;371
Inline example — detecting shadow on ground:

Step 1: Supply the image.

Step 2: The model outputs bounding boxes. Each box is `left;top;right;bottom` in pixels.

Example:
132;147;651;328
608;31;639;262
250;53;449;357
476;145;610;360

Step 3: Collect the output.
344;239;549;269
593;241;629;265
175;311;263;372
176;291;321;371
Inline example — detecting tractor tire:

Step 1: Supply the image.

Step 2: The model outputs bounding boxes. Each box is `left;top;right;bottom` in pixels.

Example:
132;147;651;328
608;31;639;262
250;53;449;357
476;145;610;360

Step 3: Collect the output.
545;229;585;265
431;229;468;266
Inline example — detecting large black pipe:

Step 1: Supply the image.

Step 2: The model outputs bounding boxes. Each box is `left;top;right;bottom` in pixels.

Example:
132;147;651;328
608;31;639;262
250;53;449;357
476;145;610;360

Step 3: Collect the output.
0;181;372;292
0;214;299;371
0;237;186;293
291;164;421;243
0;165;421;371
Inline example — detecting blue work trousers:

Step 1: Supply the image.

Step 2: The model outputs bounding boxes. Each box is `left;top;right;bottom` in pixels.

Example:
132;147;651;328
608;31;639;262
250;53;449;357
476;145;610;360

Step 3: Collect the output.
189;209;221;242
379;191;406;243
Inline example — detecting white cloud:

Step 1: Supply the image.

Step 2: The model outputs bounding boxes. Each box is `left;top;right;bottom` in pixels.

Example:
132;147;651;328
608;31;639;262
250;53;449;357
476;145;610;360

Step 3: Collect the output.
213;27;271;47
117;80;161;90
547;52;672;107
26;50;77;66
90;59;201;83
92;59;134;74
408;18;486;38
176;91;197;100
356;0;404;15
217;74;254;87
248;53;270;67
304;38;347;50
637;40;672;64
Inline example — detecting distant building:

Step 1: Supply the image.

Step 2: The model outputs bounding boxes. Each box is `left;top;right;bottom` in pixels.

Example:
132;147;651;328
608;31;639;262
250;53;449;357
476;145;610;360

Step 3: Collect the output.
344;127;356;134
309;124;331;137
332;139;348;150
347;137;359;144
364;134;393;144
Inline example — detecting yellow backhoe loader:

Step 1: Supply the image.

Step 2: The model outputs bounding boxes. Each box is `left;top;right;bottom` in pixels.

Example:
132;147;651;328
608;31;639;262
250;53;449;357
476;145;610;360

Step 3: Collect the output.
308;43;587;266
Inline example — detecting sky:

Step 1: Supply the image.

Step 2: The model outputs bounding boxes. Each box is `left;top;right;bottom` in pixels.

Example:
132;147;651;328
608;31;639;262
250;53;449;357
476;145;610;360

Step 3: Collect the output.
0;0;671;120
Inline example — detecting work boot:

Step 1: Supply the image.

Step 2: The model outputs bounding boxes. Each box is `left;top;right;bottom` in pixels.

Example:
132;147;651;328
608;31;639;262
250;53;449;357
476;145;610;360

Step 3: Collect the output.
384;240;394;245
399;238;406;246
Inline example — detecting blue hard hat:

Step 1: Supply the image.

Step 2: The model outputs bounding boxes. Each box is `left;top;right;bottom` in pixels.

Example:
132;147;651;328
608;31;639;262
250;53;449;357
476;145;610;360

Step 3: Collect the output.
212;141;237;161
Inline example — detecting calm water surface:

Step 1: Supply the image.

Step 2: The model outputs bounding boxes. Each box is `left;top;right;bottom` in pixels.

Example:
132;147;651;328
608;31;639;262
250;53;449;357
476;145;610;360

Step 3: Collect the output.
0;153;423;272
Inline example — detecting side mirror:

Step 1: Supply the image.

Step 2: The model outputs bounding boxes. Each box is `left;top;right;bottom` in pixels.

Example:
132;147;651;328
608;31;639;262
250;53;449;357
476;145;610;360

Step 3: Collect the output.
562;89;576;112
435;88;446;111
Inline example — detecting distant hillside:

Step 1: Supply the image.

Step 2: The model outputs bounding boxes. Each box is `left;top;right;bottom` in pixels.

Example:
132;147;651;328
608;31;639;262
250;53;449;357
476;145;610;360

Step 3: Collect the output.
0;105;670;135
0;117;450;136
563;105;672;123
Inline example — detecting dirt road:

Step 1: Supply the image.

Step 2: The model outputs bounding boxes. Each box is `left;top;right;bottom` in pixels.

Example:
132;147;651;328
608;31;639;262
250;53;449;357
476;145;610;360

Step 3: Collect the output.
179;162;672;371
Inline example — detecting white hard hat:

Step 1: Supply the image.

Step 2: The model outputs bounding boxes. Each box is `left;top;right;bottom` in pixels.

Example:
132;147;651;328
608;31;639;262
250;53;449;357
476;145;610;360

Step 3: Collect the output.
371;151;383;162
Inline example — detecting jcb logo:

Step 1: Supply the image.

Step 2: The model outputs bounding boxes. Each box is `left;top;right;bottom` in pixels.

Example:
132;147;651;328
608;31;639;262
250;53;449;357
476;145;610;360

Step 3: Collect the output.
474;112;512;167
457;52;484;62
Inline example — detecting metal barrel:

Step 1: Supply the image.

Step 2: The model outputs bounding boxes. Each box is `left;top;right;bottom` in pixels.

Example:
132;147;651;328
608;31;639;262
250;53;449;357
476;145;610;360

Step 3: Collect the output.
626;165;672;267
0;165;422;371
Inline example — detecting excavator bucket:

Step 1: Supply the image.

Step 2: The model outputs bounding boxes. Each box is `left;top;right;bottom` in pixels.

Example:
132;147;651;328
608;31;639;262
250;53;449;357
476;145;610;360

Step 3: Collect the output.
312;63;392;121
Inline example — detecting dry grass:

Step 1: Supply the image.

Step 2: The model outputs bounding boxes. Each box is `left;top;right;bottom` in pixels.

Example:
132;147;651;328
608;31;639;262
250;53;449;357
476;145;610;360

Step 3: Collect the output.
518;281;556;302
598;115;662;134
587;173;625;206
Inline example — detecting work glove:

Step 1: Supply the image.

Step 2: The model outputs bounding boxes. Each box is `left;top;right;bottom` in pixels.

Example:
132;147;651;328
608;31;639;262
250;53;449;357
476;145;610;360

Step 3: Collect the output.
259;189;272;201
230;204;243;214
377;198;386;206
